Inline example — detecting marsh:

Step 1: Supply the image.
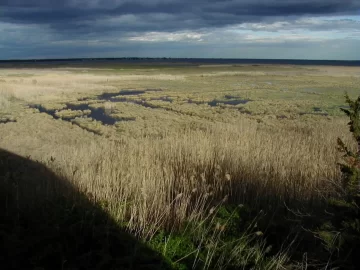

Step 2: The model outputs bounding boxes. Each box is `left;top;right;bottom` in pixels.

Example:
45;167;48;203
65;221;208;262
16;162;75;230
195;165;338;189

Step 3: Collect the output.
1;62;360;269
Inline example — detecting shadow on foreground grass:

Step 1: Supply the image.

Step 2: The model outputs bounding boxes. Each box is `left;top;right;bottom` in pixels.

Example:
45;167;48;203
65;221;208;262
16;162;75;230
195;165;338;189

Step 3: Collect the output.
0;148;171;269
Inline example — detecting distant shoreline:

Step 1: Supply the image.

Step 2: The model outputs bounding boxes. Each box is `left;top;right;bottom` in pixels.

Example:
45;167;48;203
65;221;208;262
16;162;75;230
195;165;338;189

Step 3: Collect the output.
0;57;359;67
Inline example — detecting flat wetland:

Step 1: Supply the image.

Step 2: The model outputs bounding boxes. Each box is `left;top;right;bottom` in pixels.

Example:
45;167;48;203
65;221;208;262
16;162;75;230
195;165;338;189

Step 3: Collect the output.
1;62;360;269
1;64;359;138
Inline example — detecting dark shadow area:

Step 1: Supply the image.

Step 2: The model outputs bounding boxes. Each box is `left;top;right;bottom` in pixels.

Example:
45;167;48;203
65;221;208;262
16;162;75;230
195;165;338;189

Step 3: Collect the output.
0;148;171;269
224;95;240;99
299;112;329;117
131;100;162;109
207;99;250;106
238;108;252;115
98;89;163;101
0;119;17;124
145;89;163;92
150;97;173;103
100;97;170;111
188;98;251;107
79;89;163;103
98;89;158;101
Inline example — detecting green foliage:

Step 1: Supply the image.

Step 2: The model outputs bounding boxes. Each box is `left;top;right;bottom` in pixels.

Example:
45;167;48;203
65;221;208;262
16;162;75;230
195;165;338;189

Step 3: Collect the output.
149;231;196;269
338;93;360;196
317;93;360;269
211;205;252;239
148;205;285;270
340;94;360;143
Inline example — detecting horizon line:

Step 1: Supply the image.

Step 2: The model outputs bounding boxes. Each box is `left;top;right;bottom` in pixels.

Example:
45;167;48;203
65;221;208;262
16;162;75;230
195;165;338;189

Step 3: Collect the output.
0;57;359;62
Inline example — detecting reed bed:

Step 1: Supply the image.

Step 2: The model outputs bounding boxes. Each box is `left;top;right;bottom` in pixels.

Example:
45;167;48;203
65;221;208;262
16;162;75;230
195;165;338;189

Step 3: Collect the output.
0;65;358;268
1;112;352;237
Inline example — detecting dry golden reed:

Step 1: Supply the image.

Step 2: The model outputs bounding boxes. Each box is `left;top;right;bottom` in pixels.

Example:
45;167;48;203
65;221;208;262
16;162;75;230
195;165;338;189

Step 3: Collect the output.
0;65;357;239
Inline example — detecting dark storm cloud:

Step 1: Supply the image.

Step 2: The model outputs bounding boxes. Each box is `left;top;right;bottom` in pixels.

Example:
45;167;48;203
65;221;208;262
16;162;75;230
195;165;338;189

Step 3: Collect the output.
0;0;359;33
0;0;359;60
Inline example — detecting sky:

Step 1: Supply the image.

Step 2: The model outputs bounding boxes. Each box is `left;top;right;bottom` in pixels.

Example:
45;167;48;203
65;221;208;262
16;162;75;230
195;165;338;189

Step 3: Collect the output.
0;0;359;60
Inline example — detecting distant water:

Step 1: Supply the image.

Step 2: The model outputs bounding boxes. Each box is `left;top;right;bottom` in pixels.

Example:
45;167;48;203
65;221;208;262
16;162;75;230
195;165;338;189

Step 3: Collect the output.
1;58;359;67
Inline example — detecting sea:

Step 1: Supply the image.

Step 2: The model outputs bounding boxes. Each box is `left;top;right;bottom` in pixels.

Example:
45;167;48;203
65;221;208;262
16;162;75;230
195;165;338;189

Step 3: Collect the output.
0;58;359;67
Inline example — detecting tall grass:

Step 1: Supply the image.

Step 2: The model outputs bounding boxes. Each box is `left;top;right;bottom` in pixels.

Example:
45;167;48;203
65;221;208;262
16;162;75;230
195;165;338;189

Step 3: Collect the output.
0;88;14;110
4;117;349;238
1;66;358;267
3;115;352;267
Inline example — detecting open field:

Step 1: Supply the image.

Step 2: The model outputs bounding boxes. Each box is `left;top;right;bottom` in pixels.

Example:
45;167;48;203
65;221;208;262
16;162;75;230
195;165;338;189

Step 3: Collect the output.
1;63;360;269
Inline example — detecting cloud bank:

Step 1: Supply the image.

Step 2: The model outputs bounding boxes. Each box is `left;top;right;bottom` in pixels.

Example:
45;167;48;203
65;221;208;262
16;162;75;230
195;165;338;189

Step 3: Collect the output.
0;0;359;59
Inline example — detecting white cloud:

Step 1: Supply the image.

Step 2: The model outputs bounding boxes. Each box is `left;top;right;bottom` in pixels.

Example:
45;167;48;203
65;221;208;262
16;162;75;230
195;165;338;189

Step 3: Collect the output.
241;33;329;44
233;17;360;32
0;14;359;59
128;31;205;42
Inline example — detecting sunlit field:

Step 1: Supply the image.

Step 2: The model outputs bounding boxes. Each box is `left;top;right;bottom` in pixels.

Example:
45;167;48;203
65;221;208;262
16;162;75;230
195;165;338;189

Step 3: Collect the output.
1;63;360;269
